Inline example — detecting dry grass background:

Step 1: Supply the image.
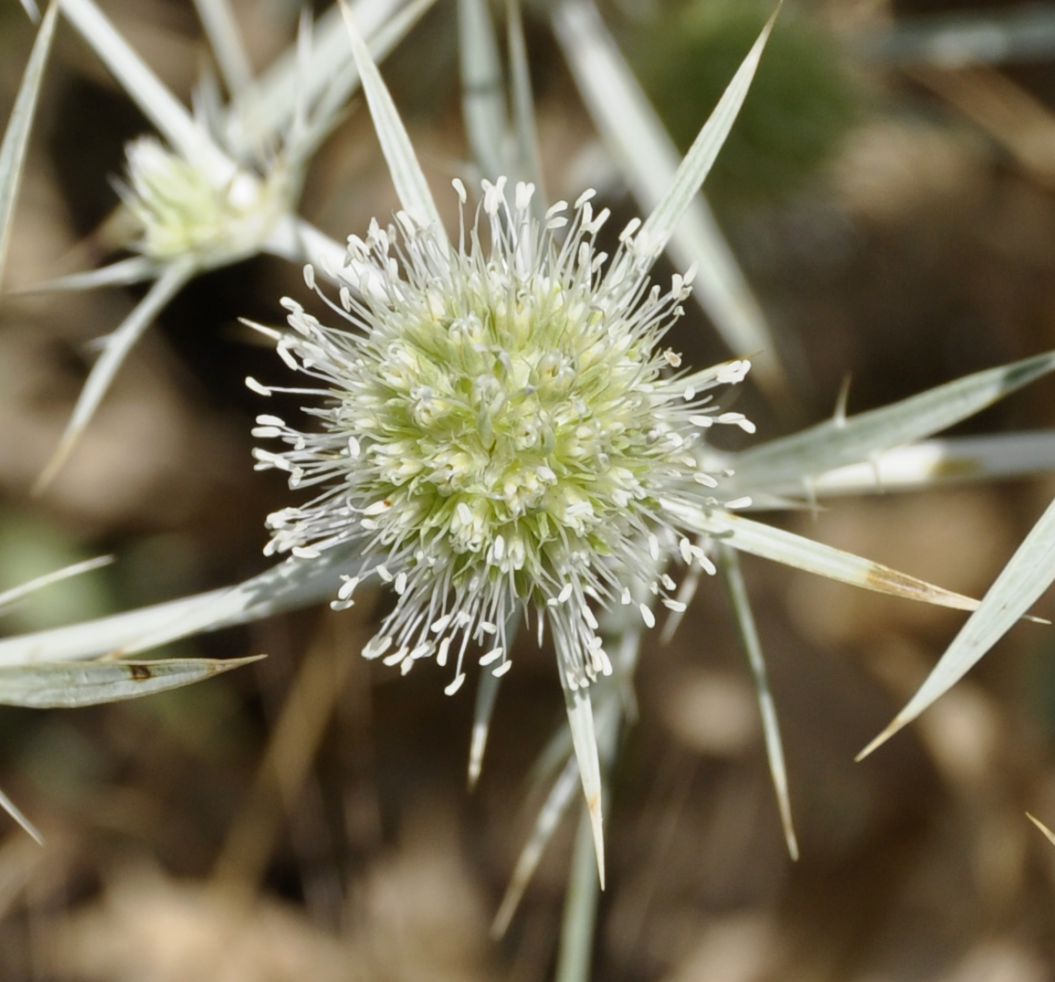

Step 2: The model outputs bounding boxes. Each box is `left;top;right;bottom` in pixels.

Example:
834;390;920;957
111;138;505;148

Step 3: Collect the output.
1;0;1055;979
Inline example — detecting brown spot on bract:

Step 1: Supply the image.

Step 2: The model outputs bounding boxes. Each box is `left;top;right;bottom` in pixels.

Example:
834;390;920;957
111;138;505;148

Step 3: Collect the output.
932;458;980;480
128;665;153;681
864;563;925;601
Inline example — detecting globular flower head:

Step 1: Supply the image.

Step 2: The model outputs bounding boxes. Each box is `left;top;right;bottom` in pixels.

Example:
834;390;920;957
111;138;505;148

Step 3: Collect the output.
252;178;753;694
119;136;290;267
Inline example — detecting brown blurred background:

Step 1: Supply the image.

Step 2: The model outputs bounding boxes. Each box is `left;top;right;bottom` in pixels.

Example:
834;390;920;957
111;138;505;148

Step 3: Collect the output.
2;0;1055;978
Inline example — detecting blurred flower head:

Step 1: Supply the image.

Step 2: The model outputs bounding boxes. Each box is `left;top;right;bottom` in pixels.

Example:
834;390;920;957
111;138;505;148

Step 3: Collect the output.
118;136;291;268
252;177;753;694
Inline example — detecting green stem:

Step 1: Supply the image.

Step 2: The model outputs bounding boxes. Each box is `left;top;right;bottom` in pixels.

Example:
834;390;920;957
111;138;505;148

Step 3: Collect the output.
556;804;602;982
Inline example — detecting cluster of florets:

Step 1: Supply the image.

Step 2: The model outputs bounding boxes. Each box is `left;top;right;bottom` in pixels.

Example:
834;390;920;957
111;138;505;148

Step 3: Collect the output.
251;178;753;694
119;136;288;266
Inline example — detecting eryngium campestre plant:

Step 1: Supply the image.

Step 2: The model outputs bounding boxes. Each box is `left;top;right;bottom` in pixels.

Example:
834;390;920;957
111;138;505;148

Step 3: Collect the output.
251;177;754;696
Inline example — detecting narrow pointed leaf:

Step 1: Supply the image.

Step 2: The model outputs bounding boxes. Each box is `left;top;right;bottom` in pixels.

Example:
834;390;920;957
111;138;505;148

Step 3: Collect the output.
0;556;112;612
525;709;575;795
718;544;797;859
858;497;1055;760
468;670;502;788
21;256;157;294
339;0;442;230
0;788;43;845
551;0;784;393
495;624;635;932
191;61;227;140
192;0;254;101
459;0;507;179
290;9;317;158
0;0;59;288
791;432;1055;499
0;655;263;708
264;215;346;279
675;506;997;615
557;683;627;980
493;751;581;937
729;351;1055;495
1027;812;1055;848
293;0;439;166
558;661;605;888
506;0;545;200
468;619;518;787
60;0;232;181
35;260;194;491
0;548;359;666
493;695;620;937
598;0;778;276
222;0;404;154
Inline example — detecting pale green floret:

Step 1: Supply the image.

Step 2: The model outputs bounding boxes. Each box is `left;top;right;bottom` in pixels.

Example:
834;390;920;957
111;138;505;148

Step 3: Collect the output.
120;136;288;267
251;179;753;693
354;278;676;597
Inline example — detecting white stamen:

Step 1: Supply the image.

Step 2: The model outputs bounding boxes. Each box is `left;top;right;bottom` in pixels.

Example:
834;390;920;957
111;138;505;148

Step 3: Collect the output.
444;673;466;696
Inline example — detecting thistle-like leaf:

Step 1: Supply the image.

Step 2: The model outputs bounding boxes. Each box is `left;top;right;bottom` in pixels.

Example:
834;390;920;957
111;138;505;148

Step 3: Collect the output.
0;548;359;666
675;507;1015;616
492;751;581;937
223;0;406;155
0;556;112;612
0;788;42;845
728;351;1055;495
0;655;263;708
191;0;253;102
35;259;194;491
459;0;508;180
60;0;232;181
552;0;783;393
600;0;778;276
787;432;1055;499
858;496;1055;760
0;0;58;288
339;0;442;231
468;670;503;789
1027;812;1055;848
20;256;157;295
493;694;621;937
718;543;798;859
557;660;605;889
506;0;545;199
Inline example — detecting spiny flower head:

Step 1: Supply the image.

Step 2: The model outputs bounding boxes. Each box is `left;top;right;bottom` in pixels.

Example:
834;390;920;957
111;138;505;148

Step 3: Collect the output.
252;178;753;694
119;136;290;267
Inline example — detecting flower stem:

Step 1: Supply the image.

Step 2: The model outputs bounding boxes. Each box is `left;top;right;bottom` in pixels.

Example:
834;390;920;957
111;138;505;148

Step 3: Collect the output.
556;802;602;982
